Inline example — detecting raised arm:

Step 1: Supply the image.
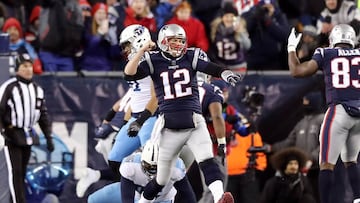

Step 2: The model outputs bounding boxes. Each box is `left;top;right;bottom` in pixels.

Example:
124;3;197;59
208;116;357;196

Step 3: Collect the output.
124;41;156;75
287;28;319;77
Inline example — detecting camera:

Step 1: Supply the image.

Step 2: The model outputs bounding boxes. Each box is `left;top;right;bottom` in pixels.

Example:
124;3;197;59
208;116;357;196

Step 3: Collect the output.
248;146;268;153
242;86;265;110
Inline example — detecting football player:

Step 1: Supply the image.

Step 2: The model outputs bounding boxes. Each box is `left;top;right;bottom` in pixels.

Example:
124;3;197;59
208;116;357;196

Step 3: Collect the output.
124;24;242;203
287;24;360;203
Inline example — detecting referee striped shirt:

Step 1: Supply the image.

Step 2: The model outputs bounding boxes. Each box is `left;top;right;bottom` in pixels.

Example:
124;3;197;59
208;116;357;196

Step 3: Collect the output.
0;76;48;131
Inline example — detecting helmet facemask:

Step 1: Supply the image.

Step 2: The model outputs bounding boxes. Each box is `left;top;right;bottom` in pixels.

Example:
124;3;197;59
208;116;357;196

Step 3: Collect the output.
157;24;188;57
141;161;157;178
166;37;187;57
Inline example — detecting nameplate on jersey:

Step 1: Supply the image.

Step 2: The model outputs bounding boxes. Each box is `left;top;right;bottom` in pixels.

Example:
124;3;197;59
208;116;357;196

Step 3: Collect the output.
168;65;179;70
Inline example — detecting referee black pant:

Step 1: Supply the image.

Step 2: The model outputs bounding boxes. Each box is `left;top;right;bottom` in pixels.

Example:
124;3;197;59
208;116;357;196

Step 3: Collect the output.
6;142;31;203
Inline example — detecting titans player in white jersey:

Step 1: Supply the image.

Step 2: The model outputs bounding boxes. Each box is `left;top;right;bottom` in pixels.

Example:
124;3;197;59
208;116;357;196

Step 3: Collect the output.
124;24;242;203
287;24;360;203
76;25;159;198
87;141;196;203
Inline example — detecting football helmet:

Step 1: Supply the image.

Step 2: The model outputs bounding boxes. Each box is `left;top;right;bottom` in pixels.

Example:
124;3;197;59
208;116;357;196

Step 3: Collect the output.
329;24;356;48
157;24;187;57
141;141;159;177
119;24;151;59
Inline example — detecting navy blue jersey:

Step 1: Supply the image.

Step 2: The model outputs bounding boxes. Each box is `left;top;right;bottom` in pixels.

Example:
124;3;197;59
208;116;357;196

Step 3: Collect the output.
136;48;213;114
198;82;224;119
312;47;360;105
210;25;246;66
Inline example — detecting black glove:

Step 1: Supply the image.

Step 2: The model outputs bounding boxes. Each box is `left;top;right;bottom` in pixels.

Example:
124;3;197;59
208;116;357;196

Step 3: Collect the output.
127;120;142;137
95;123;115;139
127;109;152;137
46;139;54;152
246;122;257;134
217;144;226;165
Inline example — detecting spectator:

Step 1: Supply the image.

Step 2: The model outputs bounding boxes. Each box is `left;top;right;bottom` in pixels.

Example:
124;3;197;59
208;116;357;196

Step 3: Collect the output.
79;0;92;21
209;2;251;73
154;0;182;30
226;131;268;203
25;5;41;52
39;0;84;72
78;3;122;71
270;91;325;203
259;147;316;203
2;17;42;74
0;53;55;203
124;0;157;36
316;0;360;47
166;1;209;52
297;25;319;62
242;0;290;70
0;2;7;29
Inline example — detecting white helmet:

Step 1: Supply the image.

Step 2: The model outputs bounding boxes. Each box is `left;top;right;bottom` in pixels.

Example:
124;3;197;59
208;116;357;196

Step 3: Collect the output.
141;141;159;177
157;24;187;57
329;24;356;48
119;24;151;58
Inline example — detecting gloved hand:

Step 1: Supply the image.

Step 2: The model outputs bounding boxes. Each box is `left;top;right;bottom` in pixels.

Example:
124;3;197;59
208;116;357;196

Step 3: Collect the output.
217;144;226;165
95;123;116;139
0;133;4;151
221;70;243;87
287;27;302;53
128;120;142;137
46;139;54;152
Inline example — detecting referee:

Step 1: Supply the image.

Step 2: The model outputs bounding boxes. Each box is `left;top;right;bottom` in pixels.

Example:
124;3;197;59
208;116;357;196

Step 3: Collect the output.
0;53;54;203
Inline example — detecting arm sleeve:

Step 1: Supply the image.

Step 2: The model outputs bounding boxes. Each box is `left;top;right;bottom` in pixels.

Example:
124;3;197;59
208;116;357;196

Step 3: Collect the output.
173;176;197;202
199;61;228;78
38;97;52;140
120;176;136;203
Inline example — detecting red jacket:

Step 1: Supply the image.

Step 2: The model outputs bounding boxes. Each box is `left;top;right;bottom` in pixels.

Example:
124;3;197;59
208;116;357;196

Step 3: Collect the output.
166;16;209;52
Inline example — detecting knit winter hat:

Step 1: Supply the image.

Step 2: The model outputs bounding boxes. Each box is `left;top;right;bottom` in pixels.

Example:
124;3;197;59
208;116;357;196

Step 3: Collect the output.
29;6;41;24
91;3;108;16
2;17;23;37
221;2;238;16
79;0;91;10
15;53;33;71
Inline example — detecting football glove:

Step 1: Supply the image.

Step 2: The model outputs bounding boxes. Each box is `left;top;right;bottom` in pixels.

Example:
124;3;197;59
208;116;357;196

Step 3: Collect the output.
128;121;142;137
95;123;116;139
221;70;243;87
217;144;226;165
127;109;152;137
287;27;302;53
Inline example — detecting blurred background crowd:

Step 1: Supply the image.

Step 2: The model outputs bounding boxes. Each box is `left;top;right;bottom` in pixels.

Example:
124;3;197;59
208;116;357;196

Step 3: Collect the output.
0;0;359;203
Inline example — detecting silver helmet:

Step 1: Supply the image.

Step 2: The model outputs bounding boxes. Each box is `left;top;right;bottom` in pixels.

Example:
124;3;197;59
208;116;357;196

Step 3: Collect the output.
157;24;187;57
329;24;356;48
119;24;151;59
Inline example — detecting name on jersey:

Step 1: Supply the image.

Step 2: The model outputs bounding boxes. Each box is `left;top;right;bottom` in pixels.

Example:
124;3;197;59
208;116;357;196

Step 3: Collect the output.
338;49;360;56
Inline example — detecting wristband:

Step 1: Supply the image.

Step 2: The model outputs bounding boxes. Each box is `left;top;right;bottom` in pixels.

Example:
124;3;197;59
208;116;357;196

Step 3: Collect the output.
136;109;152;126
104;108;117;122
287;46;296;53
217;137;226;145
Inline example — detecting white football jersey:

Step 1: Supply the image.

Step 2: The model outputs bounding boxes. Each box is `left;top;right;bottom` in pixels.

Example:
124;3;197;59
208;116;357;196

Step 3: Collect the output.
128;76;153;113
120;152;186;202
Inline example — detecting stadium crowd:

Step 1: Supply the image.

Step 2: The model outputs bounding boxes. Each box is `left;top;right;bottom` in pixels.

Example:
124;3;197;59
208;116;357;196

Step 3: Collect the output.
0;0;360;203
